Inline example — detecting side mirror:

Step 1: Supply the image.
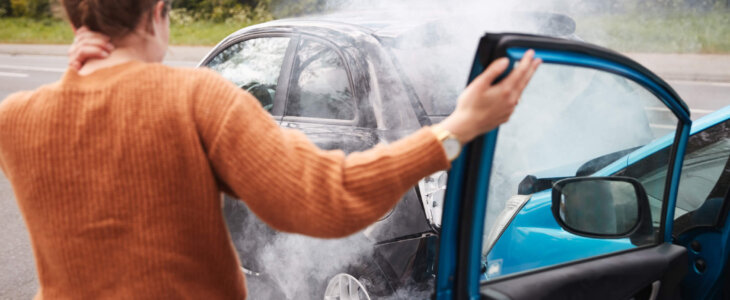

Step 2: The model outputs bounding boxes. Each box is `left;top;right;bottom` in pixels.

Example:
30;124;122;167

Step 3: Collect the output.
552;177;650;238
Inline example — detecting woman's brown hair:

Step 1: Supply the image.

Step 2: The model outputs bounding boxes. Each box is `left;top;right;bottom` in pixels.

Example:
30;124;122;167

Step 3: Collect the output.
62;0;171;39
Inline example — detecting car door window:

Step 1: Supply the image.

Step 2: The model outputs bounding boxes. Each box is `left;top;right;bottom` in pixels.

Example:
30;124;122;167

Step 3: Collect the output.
482;62;678;279
206;37;290;114
619;119;730;234
285;38;355;120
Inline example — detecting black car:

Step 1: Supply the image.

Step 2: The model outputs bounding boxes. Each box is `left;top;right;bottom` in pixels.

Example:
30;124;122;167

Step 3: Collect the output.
198;12;577;299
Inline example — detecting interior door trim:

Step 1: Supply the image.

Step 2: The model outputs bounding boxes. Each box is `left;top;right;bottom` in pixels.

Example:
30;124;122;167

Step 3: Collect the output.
480;244;687;300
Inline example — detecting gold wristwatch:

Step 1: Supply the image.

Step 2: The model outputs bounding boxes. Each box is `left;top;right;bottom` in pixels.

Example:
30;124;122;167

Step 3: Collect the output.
431;125;462;161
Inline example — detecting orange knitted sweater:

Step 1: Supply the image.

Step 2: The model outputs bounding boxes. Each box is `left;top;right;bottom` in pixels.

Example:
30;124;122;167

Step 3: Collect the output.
0;61;449;299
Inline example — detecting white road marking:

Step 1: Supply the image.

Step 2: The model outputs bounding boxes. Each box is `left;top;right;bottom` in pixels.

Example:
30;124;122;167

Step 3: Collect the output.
646;106;714;115
0;64;65;73
650;124;676;129
668;80;730;87
691;109;715;114
645;107;668;111
0;72;29;78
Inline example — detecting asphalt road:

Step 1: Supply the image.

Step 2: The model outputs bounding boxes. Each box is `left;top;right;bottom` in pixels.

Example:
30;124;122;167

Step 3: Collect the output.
0;53;728;299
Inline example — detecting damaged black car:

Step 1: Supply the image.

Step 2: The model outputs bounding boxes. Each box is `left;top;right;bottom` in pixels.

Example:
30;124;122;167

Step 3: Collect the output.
199;11;577;299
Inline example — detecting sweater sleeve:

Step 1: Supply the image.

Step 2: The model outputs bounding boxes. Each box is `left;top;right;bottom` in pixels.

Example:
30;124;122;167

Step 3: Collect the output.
193;70;450;238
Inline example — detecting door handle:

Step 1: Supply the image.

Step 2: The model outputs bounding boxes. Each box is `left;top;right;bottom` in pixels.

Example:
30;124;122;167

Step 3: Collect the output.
648;280;661;300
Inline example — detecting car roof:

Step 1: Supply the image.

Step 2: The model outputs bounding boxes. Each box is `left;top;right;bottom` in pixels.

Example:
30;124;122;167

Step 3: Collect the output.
224;18;417;43
227;8;457;37
221;9;578;46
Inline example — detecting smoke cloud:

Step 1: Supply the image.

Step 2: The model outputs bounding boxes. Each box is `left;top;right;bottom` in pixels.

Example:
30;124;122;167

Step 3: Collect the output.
226;198;374;299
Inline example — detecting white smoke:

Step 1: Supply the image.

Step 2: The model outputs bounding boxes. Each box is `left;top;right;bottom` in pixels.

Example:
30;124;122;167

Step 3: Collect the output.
226;198;374;299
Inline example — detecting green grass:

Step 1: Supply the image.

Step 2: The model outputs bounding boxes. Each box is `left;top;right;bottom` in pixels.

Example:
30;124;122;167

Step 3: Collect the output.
0;17;74;44
0;17;261;46
577;12;730;53
1;13;729;53
169;21;249;46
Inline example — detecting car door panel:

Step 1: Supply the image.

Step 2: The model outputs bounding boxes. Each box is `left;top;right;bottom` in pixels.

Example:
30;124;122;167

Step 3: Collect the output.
282;121;378;152
480;244;687;300
676;222;729;300
435;33;692;300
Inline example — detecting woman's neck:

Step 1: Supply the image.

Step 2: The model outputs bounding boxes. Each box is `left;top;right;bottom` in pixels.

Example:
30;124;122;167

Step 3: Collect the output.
78;37;164;76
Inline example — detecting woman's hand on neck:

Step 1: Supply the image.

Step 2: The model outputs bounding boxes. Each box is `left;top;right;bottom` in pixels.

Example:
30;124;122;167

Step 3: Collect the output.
78;34;165;76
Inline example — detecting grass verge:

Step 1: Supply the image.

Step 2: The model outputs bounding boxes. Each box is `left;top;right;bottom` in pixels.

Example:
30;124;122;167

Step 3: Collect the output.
1;13;729;53
169;21;248;46
0;17;257;46
0;18;73;44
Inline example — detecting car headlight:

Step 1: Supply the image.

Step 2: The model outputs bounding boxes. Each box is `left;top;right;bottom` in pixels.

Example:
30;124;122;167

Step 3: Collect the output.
482;194;532;256
417;171;448;228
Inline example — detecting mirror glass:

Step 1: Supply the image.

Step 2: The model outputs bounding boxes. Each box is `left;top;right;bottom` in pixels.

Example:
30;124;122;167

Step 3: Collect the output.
558;179;640;236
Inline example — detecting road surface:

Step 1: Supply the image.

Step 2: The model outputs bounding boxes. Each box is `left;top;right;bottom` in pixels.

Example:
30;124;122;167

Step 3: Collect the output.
0;52;728;299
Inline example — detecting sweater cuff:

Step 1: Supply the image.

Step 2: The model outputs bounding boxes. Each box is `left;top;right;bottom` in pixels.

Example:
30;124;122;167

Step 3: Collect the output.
388;126;451;187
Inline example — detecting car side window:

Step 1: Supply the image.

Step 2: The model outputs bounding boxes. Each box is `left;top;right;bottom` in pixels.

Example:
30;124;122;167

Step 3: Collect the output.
285;38;355;120
619;119;730;233
206;37;290;115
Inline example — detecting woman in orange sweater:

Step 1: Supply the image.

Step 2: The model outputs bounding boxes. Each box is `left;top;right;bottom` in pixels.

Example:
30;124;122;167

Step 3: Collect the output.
0;0;540;298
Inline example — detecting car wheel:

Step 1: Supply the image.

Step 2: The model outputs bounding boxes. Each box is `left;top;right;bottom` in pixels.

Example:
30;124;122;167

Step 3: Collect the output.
324;273;372;300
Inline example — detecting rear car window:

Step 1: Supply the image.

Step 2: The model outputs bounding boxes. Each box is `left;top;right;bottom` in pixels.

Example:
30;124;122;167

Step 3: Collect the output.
285;39;355;120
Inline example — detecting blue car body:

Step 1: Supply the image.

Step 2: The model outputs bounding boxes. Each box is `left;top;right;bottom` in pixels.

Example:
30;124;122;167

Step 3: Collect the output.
486;104;730;279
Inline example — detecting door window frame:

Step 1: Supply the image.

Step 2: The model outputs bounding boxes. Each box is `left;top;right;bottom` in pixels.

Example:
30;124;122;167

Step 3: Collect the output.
281;33;360;126
435;33;692;300
673;115;730;235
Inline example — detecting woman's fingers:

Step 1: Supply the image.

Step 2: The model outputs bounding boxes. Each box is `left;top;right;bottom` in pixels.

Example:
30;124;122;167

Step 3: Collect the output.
68;27;113;70
68;45;110;70
75;26;89;35
71;38;113;53
471;57;510;89
500;49;535;89
75;27;109;42
517;58;542;91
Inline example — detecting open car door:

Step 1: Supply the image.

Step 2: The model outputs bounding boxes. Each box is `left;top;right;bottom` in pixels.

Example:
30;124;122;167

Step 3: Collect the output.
434;34;693;300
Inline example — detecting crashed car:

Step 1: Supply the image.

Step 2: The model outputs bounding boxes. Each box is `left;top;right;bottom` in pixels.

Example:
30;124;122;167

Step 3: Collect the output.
201;10;725;300
199;12;580;299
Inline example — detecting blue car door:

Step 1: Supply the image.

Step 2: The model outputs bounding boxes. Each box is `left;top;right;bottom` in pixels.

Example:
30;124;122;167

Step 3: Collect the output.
434;33;693;300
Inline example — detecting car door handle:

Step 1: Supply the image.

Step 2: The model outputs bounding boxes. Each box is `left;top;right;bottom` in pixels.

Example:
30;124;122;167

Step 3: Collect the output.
648;280;661;300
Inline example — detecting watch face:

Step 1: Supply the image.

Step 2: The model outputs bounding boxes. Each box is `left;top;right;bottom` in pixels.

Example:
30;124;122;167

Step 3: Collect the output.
444;138;461;160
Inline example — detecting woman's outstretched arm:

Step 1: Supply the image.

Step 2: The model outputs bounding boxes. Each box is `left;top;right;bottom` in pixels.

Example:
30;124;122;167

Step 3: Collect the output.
192;52;540;238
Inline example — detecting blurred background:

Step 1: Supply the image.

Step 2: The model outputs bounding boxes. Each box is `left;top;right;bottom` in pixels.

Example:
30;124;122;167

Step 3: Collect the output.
0;0;727;52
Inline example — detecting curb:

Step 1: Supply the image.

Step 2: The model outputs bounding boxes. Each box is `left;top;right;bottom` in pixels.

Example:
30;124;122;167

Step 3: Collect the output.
625;53;730;83
0;44;211;63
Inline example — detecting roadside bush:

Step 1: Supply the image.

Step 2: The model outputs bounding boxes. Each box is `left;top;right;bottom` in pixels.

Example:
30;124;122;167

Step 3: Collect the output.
0;0;11;17
9;0;50;18
267;0;328;18
169;3;272;26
